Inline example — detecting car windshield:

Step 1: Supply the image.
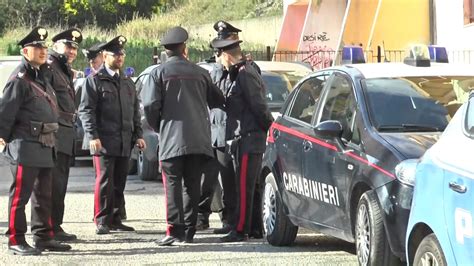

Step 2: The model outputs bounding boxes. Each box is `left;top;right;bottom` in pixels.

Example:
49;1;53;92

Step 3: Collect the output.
363;76;474;132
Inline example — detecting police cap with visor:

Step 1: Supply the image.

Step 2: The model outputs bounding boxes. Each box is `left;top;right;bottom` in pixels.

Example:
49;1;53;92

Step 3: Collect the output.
82;42;104;60
160;26;188;48
100;35;127;55
213;21;241;40
211;38;242;52
18;26;49;48
52;28;83;48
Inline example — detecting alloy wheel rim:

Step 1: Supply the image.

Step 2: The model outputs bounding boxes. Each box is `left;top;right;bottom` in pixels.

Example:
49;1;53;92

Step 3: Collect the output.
356;204;370;265
420;252;439;266
263;182;277;235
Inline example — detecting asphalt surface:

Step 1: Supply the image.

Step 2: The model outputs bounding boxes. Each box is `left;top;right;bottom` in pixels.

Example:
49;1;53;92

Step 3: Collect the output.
0;158;358;264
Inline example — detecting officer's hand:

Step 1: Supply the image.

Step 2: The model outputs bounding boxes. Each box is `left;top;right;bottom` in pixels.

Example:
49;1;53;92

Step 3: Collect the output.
135;138;146;151
0;138;5;152
89;139;102;154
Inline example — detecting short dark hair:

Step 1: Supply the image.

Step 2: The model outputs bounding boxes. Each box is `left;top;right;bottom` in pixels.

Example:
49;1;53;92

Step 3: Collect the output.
224;46;241;58
165;43;185;57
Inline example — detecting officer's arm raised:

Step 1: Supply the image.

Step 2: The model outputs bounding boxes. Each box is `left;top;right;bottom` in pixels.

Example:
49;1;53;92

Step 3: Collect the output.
78;76;100;140
142;68;163;133
0;79;24;141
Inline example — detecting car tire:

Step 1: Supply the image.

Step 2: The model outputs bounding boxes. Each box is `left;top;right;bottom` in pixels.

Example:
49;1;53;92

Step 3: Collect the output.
413;233;447;266
262;172;298;246
355;191;401;266
138;151;159;181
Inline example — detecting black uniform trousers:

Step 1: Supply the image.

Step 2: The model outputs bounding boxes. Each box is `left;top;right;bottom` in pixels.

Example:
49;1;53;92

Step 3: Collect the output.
6;164;53;245
234;152;264;235
161;154;207;240
51;152;72;232
93;155;129;226
198;147;236;226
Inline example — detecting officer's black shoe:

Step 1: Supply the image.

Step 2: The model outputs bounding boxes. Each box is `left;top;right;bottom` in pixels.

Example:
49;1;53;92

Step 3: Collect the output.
195;223;209;231
220;231;248;242
95;224;110;235
155;235;180;246
213;224;232;234
54;231;77;242
249;230;263;239
8;243;42;256
110;222;135;232
119;207;127;220
33;239;72;252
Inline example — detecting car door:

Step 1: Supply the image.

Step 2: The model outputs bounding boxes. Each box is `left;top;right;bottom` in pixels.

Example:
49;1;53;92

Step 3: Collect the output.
272;73;329;217
444;99;474;263
301;72;356;230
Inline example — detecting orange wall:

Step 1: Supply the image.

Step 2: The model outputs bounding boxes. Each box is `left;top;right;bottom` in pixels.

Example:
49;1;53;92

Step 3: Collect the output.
276;4;309;51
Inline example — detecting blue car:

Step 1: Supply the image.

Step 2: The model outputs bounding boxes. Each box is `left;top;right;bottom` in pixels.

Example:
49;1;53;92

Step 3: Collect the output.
406;93;474;265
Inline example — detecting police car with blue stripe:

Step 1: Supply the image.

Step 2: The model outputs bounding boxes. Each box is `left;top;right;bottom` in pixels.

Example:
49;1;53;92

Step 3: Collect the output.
260;45;474;265
405;92;474;266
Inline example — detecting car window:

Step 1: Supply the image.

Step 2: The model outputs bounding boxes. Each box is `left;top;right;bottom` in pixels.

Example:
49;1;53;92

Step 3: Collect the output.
364;78;450;132
465;94;474;137
262;72;291;105
319;73;357;142
287;74;327;124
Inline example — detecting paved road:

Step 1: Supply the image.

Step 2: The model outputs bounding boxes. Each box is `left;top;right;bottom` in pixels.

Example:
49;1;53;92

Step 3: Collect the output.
0;158;358;264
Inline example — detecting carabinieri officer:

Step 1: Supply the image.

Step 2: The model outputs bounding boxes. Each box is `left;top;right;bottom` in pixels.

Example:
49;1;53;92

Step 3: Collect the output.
78;35;145;235
0;26;71;255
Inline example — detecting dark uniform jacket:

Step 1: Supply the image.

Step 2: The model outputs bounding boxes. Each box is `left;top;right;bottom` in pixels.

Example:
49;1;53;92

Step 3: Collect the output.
210;61;262;148
0;58;58;167
225;60;273;154
142;55;225;161
78;66;142;157
48;51;76;156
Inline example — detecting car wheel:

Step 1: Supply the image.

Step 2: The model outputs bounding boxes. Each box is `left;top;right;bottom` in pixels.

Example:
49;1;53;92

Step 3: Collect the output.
413;233;447;266
138;151;159;181
355;191;401;266
262;172;298;246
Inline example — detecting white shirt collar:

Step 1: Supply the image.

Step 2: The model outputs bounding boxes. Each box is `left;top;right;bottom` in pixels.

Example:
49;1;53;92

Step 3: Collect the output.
104;64;119;77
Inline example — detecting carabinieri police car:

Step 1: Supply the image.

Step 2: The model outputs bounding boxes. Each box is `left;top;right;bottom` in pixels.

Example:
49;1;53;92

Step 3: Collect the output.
405;93;474;266
260;45;474;265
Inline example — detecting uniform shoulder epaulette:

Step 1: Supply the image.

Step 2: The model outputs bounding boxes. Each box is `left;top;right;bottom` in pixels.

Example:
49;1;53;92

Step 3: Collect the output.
46;59;53;65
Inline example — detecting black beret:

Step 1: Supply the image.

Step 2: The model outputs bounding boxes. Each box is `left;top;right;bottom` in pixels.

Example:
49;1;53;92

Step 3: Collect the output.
82;42;104;60
213;21;241;40
160;26;188;47
17;26;48;48
100;35;127;54
210;38;242;51
52;28;83;48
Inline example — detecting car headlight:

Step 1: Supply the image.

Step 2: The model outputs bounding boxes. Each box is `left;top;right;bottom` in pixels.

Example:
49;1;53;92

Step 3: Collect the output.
394;159;419;186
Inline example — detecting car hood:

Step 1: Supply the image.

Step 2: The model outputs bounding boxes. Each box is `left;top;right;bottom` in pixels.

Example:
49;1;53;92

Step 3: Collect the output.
379;132;442;159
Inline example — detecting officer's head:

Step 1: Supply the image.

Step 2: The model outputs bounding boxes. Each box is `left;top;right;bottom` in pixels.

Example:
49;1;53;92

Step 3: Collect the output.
18;26;49;67
82;42;104;71
52;28;83;64
211;38;242;70
100;35;127;71
213;21;241;41
160;26;188;58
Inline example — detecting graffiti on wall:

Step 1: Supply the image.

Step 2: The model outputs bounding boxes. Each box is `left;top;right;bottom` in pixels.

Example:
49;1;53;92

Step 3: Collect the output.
303;43;334;70
302;31;330;42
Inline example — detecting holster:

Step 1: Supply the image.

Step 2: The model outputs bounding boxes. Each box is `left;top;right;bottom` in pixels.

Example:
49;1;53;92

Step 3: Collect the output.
38;122;59;148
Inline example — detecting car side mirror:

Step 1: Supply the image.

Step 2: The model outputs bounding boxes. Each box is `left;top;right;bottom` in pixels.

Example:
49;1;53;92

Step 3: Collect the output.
314;120;343;139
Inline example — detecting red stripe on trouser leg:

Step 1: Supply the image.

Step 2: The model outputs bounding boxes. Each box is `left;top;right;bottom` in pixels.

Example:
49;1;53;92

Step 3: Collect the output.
160;162;171;236
9;164;23;245
93;156;101;225
237;154;249;232
49;217;54;237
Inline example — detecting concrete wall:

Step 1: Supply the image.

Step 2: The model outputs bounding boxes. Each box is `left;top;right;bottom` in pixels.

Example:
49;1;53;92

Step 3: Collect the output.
187;16;282;48
435;0;474;49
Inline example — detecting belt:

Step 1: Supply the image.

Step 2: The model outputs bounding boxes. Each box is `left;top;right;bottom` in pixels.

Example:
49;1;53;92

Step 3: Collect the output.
58;111;77;123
